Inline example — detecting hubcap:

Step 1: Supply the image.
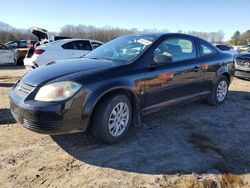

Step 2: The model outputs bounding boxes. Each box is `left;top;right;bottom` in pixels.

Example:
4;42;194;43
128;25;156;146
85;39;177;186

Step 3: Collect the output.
108;102;129;137
216;80;228;102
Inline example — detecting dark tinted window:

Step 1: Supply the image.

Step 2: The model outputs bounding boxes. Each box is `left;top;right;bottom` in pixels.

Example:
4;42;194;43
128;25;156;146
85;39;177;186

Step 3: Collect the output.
76;41;92;50
91;42;102;49
199;41;217;56
62;41;92;50
54;36;72;41
62;41;77;50
154;37;196;62
216;45;231;51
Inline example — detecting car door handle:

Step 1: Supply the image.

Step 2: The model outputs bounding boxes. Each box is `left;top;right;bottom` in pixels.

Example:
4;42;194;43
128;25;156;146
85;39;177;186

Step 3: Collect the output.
193;66;200;72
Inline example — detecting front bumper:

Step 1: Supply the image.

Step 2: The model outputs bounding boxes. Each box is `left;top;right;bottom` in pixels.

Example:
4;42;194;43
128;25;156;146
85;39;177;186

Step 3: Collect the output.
24;58;38;70
234;70;250;79
9;86;90;135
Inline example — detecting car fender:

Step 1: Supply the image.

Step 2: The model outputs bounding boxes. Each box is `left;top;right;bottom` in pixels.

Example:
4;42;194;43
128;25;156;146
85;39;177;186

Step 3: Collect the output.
82;80;141;126
214;65;232;83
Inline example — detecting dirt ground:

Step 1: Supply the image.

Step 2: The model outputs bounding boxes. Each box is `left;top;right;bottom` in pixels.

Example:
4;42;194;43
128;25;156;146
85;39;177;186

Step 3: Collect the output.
0;66;250;188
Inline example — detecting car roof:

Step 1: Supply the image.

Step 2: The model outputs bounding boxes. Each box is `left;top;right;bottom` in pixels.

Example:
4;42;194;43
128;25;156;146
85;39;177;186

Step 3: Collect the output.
38;38;104;48
214;44;228;46
57;38;104;44
125;32;208;41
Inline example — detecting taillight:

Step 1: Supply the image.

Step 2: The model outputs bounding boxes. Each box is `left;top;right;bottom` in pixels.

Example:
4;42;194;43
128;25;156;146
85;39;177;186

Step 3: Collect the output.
28;44;33;49
34;49;45;55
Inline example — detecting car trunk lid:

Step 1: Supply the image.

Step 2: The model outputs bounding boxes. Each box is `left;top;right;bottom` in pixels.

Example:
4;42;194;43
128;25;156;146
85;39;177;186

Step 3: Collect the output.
30;27;48;41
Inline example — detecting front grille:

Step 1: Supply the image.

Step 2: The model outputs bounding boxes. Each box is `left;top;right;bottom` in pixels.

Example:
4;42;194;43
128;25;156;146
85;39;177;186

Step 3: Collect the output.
235;70;250;79
15;82;35;97
236;59;250;68
23;119;61;131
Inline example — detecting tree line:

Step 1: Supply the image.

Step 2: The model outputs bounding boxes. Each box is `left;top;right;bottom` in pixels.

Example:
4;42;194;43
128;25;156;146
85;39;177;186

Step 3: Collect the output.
0;21;249;45
0;30;36;43
0;22;36;43
54;25;227;44
187;30;225;44
230;30;250;45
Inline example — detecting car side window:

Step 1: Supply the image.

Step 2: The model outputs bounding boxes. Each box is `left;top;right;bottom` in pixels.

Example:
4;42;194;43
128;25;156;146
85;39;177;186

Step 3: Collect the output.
216;45;230;51
62;41;92;50
75;41;92;50
199;41;217;56
154;37;196;62
91;42;102;49
62;41;77;50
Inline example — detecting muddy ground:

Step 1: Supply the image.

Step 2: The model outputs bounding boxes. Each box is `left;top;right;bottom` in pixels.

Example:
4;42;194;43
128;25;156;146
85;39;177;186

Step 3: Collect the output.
0;66;250;188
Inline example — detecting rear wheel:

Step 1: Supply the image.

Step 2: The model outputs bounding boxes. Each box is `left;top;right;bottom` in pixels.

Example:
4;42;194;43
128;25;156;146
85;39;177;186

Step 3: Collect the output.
13;57;17;66
207;75;229;105
17;57;24;66
91;94;132;143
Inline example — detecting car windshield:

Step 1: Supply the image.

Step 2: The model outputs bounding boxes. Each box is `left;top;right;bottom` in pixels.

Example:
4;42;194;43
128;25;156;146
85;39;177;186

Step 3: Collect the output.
85;35;159;62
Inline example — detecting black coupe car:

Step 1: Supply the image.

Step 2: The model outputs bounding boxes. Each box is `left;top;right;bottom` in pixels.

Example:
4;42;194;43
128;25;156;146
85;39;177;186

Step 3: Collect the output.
234;52;250;79
9;33;235;143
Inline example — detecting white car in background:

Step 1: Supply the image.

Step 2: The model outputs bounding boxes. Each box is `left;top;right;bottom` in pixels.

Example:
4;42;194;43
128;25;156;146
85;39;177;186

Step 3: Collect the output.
24;39;103;69
233;45;242;51
0;43;17;65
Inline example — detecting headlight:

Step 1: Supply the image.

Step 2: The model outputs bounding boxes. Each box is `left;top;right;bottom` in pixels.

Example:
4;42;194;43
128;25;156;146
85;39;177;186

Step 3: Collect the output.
35;81;81;102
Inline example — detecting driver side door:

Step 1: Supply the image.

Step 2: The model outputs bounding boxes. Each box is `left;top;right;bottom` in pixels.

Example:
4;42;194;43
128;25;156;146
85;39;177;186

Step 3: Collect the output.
142;36;205;111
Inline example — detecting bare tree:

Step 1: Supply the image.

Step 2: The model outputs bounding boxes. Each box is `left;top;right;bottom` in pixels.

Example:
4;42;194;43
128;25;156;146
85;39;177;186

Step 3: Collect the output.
188;30;224;43
0;22;36;43
1;21;229;45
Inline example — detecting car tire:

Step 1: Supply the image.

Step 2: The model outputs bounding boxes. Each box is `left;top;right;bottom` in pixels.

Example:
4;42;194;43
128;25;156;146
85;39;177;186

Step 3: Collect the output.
91;94;132;144
17;57;24;66
13;57;17;66
207;75;229;106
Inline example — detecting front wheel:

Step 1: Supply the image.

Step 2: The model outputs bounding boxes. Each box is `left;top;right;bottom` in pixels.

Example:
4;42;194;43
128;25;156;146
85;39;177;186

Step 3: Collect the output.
91;94;132;143
207;75;229;106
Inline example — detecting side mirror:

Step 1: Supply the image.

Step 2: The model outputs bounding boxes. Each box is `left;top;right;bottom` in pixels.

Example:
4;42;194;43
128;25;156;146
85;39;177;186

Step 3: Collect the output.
153;54;173;65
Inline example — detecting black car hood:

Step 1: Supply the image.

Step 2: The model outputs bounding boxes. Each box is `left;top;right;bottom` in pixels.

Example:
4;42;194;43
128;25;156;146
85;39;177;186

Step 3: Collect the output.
21;58;115;86
236;52;250;59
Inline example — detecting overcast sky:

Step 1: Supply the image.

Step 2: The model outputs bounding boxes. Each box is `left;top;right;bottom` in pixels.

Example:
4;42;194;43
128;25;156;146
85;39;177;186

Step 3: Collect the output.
0;0;249;40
